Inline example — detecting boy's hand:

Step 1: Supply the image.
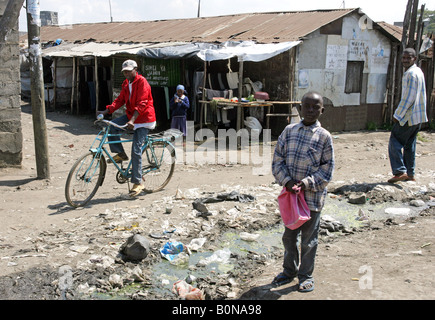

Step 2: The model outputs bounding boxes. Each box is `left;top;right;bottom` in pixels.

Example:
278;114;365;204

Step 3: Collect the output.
285;180;305;193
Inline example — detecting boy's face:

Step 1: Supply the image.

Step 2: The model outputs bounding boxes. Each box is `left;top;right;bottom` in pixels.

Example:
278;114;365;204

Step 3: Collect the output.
301;93;324;126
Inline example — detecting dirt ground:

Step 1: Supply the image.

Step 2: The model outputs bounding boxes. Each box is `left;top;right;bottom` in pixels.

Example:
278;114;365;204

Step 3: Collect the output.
0;102;434;302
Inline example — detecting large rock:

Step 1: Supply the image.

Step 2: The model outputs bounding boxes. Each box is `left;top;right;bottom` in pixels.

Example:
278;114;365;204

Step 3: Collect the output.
120;234;150;261
348;192;367;204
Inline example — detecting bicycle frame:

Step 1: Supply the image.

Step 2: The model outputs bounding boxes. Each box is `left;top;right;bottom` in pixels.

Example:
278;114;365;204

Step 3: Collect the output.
90;124;133;180
90;120;177;182
65;119;181;207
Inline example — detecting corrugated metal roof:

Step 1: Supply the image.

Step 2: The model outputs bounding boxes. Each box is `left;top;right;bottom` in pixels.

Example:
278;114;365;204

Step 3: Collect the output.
39;9;359;44
377;22;403;42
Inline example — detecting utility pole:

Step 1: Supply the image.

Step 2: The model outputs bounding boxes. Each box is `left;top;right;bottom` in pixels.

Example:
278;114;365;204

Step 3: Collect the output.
26;0;50;179
197;0;201;18
109;0;113;22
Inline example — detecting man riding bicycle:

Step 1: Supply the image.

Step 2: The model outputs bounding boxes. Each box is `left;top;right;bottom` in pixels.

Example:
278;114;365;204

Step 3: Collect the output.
98;59;156;197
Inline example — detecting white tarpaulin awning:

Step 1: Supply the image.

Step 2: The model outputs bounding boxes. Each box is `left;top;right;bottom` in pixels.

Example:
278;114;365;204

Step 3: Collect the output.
42;40;301;62
196;40;302;62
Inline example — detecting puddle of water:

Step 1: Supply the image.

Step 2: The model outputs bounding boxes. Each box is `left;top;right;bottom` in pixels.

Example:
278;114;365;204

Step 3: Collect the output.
115;197;430;299
150;225;285;296
323;197;428;228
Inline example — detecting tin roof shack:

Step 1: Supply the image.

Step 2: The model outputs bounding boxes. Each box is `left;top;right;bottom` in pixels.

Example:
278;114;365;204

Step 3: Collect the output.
30;8;400;133
294;11;400;131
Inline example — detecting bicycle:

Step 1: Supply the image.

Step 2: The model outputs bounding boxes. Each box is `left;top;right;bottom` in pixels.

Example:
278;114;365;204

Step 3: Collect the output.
65;117;181;208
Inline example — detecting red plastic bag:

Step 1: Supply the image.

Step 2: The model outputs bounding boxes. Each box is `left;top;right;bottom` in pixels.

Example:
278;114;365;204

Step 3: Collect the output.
278;186;311;230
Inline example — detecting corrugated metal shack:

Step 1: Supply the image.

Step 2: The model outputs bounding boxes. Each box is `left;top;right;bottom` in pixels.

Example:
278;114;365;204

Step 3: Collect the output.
27;8;403;133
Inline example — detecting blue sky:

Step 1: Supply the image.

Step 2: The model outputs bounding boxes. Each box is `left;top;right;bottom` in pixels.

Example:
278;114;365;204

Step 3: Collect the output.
19;0;416;31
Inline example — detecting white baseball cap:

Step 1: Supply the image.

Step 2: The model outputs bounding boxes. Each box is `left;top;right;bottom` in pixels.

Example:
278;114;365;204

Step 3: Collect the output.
121;59;137;72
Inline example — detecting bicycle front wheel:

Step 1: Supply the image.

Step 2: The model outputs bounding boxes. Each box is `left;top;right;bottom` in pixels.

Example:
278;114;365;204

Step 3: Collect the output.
65;152;106;207
141;141;175;192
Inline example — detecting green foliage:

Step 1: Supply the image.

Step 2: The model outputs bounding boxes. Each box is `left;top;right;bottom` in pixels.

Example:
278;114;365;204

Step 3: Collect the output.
366;121;377;131
423;9;435;35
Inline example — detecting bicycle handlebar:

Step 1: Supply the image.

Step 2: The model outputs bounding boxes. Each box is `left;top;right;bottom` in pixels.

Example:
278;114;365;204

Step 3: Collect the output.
94;119;128;130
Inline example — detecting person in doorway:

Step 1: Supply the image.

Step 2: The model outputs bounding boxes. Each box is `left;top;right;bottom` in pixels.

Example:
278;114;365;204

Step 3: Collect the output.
271;91;335;292
98;59;156;197
169;84;189;137
388;48;427;183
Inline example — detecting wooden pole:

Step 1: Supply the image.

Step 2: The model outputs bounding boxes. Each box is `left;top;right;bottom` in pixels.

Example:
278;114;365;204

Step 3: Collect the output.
26;0;50;179
407;0;419;49
401;0;413;52
415;4;426;61
394;0;414;109
237;61;244;148
76;59;80;114
71;57;75;114
53;58;57;109
199;61;207;130
94;56;99;115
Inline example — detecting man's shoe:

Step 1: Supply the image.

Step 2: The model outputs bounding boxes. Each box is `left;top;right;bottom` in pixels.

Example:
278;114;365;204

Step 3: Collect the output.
406;175;416;182
388;173;408;183
129;184;145;197
109;153;129;164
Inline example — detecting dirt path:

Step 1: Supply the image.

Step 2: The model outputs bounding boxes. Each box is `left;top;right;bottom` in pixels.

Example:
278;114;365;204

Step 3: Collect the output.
0;103;434;300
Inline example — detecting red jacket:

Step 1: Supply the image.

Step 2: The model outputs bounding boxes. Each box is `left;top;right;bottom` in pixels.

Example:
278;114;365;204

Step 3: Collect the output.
106;73;156;124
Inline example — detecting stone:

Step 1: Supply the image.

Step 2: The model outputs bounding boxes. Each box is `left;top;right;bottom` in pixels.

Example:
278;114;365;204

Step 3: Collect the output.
348;192;367;204
120;234;150;261
410;199;425;207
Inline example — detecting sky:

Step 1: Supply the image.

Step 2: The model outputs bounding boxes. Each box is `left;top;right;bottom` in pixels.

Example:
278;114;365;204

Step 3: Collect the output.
18;0;424;32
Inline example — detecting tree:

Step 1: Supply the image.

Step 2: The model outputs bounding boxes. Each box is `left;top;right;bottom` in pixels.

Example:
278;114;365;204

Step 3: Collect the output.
423;9;435;34
0;0;25;52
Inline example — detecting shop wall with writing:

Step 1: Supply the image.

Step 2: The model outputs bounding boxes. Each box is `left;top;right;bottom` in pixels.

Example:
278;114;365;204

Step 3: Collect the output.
143;58;181;87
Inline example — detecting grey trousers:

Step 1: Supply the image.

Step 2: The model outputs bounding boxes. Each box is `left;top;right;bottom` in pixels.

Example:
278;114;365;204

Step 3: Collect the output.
281;211;321;283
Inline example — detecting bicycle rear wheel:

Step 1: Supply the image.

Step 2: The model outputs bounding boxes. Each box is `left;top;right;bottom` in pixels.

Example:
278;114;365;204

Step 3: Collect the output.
65;152;106;207
141;141;175;192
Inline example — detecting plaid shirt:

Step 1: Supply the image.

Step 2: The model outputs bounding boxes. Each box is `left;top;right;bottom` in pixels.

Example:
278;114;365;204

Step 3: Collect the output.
394;64;428;126
272;121;335;212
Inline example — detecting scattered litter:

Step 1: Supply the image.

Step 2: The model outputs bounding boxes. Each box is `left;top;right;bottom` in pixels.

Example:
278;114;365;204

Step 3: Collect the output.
69;245;89;253
172;280;205;300
410;200;425;207
356;208;369;221
410;250;423;255
174;188;184;200
385;208;411;216
197;248;231;267
185;274;197;284
239;232;260;242
160;241;186;262
189;238;207;251
194;191;256;205
109;274;123;288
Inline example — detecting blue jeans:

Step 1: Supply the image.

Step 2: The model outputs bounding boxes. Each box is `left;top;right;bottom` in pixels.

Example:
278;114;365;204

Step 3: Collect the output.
388;122;420;176
281;211;321;283
108;115;148;185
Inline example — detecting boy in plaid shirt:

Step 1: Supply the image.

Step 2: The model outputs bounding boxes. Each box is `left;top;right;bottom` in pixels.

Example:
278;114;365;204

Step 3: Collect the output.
272;91;334;292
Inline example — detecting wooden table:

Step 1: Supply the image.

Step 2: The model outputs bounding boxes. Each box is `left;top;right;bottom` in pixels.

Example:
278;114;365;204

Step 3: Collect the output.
199;100;272;132
198;100;301;130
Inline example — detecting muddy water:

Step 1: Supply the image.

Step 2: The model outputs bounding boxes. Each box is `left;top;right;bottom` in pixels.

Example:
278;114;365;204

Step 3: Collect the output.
146;196;429;298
